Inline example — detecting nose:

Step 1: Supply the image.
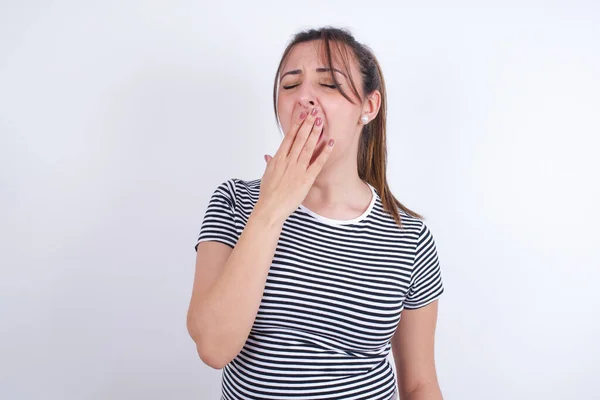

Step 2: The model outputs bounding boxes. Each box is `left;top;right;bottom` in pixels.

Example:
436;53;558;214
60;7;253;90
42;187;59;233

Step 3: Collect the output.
297;98;316;113
296;85;317;109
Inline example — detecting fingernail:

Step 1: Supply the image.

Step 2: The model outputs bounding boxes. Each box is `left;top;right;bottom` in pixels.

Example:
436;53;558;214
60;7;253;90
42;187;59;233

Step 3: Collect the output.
311;108;318;116
264;155;268;163
328;139;335;146
315;117;322;126
299;111;307;120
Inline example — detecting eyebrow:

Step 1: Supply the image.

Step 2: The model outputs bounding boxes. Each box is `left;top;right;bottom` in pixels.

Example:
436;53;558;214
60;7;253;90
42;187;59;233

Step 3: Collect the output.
280;67;347;80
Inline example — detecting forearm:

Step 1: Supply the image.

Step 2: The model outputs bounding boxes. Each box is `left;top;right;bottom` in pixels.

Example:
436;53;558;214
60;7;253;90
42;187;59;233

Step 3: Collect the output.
193;205;285;367
400;382;443;400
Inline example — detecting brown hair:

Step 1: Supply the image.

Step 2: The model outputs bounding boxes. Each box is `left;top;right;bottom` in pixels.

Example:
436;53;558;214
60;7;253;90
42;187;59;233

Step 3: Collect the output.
272;26;423;227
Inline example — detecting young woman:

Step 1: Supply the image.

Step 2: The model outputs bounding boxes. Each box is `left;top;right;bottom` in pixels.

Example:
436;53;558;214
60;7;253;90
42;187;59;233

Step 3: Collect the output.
187;27;445;400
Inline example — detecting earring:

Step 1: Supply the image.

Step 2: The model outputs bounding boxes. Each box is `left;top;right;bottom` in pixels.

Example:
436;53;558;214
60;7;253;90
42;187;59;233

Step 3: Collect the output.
361;115;369;124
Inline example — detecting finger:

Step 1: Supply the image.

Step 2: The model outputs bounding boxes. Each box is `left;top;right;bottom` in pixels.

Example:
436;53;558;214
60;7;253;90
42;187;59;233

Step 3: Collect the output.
297;117;323;166
264;154;272;164
274;109;308;159
307;138;335;177
288;107;320;161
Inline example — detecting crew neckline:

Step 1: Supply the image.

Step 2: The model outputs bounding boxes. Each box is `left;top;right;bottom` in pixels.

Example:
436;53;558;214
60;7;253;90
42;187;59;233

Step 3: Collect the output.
297;182;377;226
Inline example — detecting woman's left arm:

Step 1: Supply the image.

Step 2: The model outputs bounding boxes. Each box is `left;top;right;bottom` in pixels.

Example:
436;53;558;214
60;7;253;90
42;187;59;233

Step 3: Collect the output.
391;300;443;400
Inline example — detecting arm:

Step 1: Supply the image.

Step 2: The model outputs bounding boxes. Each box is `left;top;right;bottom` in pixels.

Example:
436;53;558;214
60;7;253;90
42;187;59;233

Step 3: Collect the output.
187;108;335;369
186;205;285;369
391;300;443;400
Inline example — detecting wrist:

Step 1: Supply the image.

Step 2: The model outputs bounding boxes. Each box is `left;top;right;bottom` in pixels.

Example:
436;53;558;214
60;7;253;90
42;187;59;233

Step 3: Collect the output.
250;202;286;229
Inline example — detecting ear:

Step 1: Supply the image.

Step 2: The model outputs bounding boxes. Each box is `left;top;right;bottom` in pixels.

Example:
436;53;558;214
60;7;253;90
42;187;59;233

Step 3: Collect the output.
361;90;382;122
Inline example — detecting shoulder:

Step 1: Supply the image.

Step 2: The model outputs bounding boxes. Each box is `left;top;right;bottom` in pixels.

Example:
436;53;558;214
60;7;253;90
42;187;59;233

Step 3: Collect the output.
212;177;262;208
393;209;439;252
393;209;427;238
400;213;439;265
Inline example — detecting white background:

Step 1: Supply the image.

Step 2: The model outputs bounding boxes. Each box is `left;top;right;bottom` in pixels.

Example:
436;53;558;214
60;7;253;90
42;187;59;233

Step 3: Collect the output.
1;1;599;399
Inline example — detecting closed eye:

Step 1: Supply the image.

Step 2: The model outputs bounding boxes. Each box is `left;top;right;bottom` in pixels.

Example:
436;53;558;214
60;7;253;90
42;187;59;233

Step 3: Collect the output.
282;83;341;90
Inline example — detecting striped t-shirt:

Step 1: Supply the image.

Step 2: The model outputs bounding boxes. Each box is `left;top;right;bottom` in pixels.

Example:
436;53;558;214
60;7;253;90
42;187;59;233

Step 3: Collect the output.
195;178;444;400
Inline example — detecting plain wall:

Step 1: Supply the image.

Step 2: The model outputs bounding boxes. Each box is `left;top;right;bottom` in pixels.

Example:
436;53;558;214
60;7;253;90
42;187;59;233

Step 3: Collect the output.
1;1;599;399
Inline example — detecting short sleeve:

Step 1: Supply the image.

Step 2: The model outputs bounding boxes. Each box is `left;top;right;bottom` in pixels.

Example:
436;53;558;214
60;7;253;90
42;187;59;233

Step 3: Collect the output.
404;221;444;309
194;179;239;251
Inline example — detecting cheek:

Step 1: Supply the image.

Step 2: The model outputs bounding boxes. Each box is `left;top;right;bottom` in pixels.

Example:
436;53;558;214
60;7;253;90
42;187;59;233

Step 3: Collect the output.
277;97;295;132
324;104;359;136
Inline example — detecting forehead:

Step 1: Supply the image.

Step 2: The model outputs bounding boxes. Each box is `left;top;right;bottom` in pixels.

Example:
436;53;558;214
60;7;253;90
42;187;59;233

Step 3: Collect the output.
280;40;358;76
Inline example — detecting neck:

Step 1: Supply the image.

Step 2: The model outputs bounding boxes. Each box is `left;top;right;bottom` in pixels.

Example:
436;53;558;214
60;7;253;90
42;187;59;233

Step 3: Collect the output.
303;152;369;209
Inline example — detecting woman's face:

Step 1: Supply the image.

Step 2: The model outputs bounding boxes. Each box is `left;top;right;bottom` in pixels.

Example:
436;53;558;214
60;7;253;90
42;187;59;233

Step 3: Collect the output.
277;40;365;161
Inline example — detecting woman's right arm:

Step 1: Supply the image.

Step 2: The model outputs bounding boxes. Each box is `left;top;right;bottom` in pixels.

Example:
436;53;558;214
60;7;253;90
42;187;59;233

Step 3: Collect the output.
186;106;334;369
186;205;285;369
